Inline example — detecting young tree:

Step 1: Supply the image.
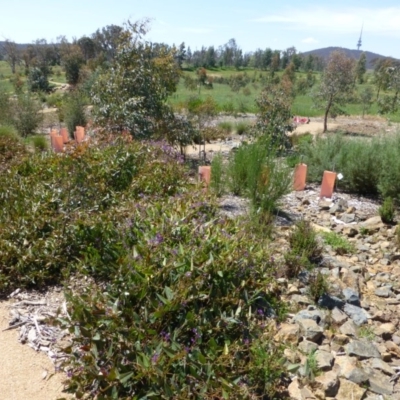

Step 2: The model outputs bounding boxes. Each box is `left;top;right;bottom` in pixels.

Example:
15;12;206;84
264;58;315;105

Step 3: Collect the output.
374;58;393;100
2;39;20;74
254;82;294;150
90;20;181;138
312;51;355;132
355;52;367;84
377;66;400;114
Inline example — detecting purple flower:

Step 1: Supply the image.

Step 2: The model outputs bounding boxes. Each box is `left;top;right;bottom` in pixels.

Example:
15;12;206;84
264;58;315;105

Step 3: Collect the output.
151;353;160;364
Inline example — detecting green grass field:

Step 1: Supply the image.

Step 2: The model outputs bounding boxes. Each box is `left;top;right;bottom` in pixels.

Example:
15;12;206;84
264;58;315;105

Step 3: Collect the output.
1;61;400;122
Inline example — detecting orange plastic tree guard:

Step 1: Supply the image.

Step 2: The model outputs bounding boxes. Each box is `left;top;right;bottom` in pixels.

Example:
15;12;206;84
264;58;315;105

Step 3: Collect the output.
50;129;58;137
74;130;85;144
320;171;337;198
198;166;211;186
51;135;64;153
76;126;85;135
60;127;69;143
293;163;307;191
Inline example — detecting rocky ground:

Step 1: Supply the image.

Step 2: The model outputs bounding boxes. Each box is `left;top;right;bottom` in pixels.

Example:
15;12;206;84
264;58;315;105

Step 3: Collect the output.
221;183;400;399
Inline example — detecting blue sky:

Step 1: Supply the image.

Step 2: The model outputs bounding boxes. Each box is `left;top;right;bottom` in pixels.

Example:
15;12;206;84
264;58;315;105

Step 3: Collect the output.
1;0;399;58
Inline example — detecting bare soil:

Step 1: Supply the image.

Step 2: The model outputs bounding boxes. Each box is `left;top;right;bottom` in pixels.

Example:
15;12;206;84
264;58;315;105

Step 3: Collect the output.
0;300;71;400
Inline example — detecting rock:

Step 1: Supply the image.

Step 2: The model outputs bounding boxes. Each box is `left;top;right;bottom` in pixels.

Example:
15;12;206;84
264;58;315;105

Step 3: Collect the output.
298;340;318;354
346;340;381;359
334;355;369;384
341;213;356;223
339;320;358;337
343;304;371;326
288;284;300;295
332;334;350;345
385;341;400;358
331;307;348;325
363;367;394;396
274;323;300;344
314;370;339;397
291;295;313;306
315;349;334;371
370;358;395;376
293;307;326;326
343;226;359;237
297;319;324;343
284;348;300;364
359;216;384;233
288;378;316;400
375;287;392;298
336;378;366;400
342;287;361;306
319;200;332;210
374;323;396;340
318;293;345;310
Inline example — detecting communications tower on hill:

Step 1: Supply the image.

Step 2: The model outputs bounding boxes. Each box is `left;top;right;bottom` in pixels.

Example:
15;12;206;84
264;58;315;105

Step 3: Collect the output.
357;24;363;51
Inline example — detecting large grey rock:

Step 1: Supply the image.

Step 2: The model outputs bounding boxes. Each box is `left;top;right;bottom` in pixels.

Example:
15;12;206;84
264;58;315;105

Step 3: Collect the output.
363;366;394;396
346;340;381;360
343;287;361;306
343;303;371;326
370;358;395;376
297;319;323;343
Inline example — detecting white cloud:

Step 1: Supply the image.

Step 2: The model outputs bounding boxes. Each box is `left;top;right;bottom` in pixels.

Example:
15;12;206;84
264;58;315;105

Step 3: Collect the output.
302;37;319;44
252;6;400;36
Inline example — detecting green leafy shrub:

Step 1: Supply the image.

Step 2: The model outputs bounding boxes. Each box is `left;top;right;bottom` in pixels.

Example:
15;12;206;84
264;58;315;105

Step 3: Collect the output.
322;231;355;255
0;125;27;171
58;190;286;399
379;197;395;224
12;94;43;137
228;138;291;214
0;140;187;292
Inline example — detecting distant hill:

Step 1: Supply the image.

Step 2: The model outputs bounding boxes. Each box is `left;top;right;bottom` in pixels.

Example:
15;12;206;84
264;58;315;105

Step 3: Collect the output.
301;47;398;69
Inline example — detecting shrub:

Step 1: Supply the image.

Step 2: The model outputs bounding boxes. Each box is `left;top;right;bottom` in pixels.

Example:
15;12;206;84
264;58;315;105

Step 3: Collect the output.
288;220;322;263
0;126;27;172
235;121;250;135
228;138;291;214
63;91;87;138
28;67;51;93
308;271;329;302
322;231;355;255
31;135;48;152
217;120;233;135
379;197;395;224
210;152;224;197
11;94;43;137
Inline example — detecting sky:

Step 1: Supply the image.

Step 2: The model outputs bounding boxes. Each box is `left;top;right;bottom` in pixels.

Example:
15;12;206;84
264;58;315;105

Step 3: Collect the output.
1;0;399;58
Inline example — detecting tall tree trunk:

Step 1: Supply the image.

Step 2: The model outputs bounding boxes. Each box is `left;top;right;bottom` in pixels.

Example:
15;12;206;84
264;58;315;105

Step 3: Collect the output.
323;98;333;133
